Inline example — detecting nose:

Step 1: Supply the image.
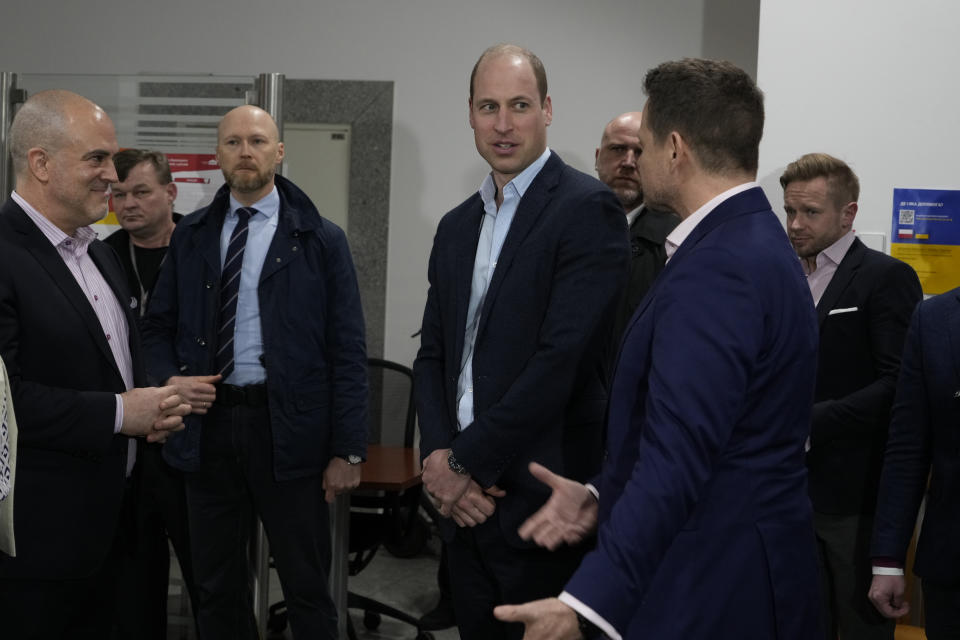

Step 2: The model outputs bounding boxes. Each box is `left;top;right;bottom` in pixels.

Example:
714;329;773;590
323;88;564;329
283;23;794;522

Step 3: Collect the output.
621;150;638;168
494;110;513;134
104;159;118;183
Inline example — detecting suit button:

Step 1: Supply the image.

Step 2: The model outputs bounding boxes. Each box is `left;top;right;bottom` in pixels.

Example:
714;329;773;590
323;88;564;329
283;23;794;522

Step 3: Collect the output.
196;337;206;347
205;282;213;289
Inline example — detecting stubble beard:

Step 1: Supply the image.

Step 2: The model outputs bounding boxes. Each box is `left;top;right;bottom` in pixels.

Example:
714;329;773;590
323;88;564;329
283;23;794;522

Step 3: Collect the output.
614;186;643;212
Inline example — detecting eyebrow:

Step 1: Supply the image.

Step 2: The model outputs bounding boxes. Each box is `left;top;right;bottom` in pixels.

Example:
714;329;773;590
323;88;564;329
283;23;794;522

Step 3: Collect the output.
81;149;113;160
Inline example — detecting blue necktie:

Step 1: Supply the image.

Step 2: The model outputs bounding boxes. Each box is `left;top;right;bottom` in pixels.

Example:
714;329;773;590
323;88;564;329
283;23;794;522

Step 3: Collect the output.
215;208;254;379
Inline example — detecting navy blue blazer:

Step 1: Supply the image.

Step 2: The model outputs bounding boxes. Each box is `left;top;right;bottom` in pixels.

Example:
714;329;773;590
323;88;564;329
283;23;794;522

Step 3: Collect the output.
141;176;368;480
0;198;143;579
871;287;960;587
414;151;629;545
564;187;822;639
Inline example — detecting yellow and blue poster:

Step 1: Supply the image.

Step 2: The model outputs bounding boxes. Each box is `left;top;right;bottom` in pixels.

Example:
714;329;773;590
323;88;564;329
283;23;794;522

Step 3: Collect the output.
890;188;960;294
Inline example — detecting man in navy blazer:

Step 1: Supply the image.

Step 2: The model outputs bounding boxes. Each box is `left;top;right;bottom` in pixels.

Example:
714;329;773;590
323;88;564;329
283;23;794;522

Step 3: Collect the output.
869;288;960;638
0;90;188;638
496;59;822;640
414;44;628;639
782;153;921;640
142;105;368;639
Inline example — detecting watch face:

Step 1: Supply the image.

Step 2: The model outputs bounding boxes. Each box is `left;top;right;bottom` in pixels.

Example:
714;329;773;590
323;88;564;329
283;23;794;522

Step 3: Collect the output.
345;455;362;465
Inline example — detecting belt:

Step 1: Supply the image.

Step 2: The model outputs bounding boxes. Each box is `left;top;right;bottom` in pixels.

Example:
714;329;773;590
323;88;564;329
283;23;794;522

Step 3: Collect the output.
216;383;268;408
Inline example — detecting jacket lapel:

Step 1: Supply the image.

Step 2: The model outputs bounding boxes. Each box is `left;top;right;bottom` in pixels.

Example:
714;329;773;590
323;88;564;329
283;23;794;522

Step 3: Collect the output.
8;205;124;382
475;152;562;339
453;199;485;365
260;201;305;284
90;241;145;386
620;186;773;341
816;237;865;326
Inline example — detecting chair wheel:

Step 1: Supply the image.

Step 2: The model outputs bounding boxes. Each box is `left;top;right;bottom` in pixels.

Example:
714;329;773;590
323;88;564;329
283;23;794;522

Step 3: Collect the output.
363;610;381;630
416;632;435;640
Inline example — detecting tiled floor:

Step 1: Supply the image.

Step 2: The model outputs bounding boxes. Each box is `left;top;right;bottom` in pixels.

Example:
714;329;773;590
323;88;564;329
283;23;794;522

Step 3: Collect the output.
166;536;459;640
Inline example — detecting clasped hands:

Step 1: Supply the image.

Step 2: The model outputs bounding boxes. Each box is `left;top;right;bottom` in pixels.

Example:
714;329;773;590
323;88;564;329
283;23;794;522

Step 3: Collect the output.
119;385;192;443
119;374;224;443
421;448;505;527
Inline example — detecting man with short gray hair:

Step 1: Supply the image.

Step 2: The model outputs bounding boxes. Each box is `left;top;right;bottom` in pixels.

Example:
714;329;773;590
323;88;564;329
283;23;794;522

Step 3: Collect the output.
0;89;189;638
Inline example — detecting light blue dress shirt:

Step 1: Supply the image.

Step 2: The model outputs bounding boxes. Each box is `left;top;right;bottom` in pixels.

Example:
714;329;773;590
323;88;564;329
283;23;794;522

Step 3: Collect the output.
220;187;280;385
456;148;552;430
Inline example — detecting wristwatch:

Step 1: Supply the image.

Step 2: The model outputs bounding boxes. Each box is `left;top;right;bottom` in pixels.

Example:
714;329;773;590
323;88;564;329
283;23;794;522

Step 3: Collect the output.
575;611;602;639
339;454;362;465
447;451;469;475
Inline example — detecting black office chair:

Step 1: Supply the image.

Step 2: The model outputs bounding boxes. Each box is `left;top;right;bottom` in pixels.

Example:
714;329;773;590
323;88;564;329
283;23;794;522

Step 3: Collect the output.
346;357;433;640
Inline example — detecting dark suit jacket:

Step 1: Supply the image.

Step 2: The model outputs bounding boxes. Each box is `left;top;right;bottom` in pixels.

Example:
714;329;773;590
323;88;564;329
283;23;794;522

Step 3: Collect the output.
564;187;821;639
0;198;144;580
413;151;629;545
807;238;921;514
871;288;960;587
103;213;183;313
610;205;679;341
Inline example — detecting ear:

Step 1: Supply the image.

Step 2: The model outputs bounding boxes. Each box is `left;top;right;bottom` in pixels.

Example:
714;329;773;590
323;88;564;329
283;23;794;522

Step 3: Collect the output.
165;181;177;205
27;147;50;183
842;201;858;227
594;147;600;168
275;141;285;165
668;131;684;164
542;95;553;126
468;98;476;130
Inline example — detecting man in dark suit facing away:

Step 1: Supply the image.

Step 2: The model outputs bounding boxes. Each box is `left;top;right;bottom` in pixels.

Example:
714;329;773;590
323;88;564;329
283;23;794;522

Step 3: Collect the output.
782;153;921;640
496;58;823;640
414;43;629;640
0;89;189;639
869;287;960;639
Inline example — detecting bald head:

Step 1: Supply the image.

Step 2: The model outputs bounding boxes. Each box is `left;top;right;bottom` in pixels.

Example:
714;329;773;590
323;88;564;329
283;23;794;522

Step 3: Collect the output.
8;90;118;235
595;111;644;212
216;105;285;205
9;90;108;179
217;105;280;144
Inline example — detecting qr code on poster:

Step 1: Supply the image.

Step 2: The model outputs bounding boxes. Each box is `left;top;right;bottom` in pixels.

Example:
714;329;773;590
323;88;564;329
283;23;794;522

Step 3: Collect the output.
899;209;915;225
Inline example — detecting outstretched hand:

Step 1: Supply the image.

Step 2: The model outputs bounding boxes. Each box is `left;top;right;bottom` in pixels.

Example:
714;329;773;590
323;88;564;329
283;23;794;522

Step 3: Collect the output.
494;598;580;640
518;462;598;550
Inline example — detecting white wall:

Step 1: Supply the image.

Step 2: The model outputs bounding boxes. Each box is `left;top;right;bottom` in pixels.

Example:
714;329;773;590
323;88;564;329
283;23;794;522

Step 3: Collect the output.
1;0;759;366
757;0;960;244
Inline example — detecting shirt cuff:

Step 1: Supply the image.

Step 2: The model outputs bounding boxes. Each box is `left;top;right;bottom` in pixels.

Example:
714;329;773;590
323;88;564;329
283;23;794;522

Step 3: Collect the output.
584;483;600;502
114;394;124;434
558;591;620;640
872;566;905;576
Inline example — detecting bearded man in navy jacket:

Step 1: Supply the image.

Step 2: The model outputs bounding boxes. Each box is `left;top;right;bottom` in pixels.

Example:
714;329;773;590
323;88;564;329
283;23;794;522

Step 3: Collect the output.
142;105;367;640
